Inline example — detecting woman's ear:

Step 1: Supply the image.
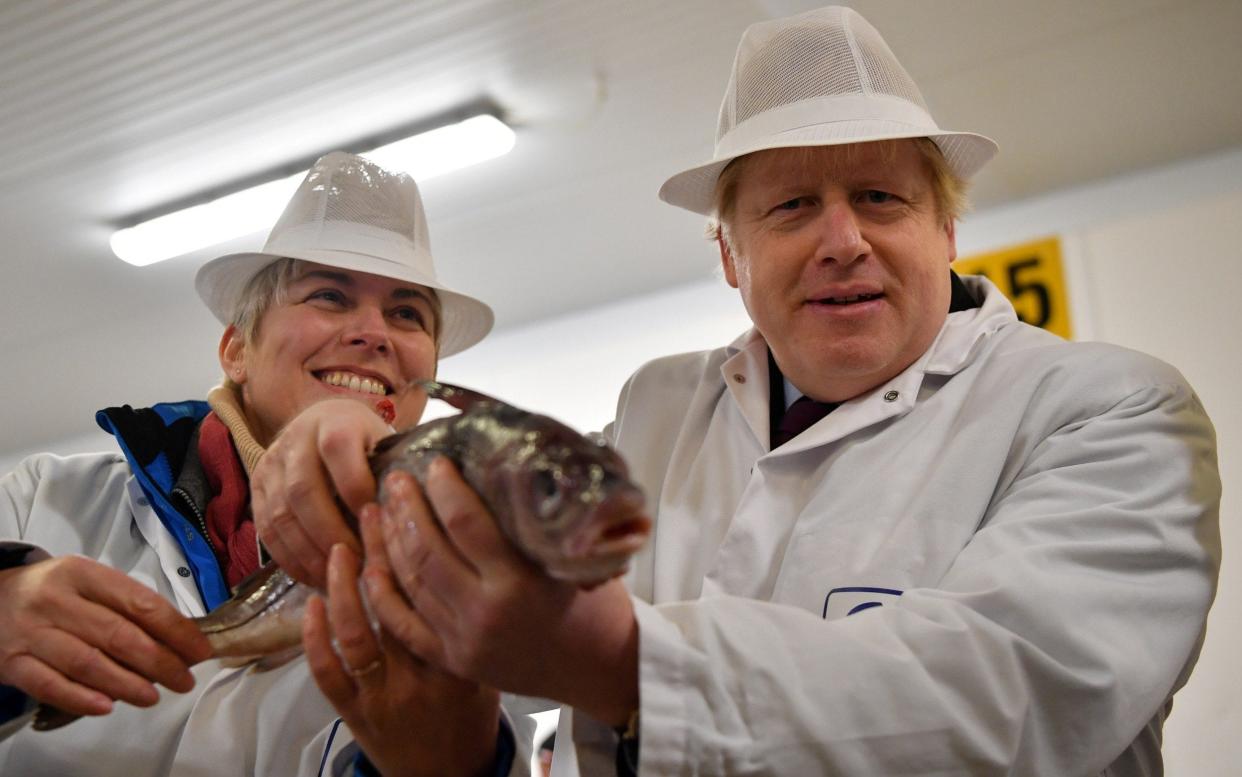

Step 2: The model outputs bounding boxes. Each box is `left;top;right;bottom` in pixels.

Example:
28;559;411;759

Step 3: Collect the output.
219;325;247;383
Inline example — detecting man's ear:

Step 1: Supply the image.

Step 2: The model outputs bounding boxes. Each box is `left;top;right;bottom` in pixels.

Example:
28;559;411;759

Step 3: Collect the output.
718;231;740;289
219;325;247;383
944;218;958;264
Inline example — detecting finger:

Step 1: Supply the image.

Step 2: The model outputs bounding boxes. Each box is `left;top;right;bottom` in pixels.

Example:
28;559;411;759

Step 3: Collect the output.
361;543;445;663
303;594;355;709
383;470;477;590
283;441;360;558
256;515;321;587
378;471;435;600
30;625;169;708
365;575;445;665
4;652;114;718
379;505;460;638
317;414;386;516
423;458;526;575
358;503;391;577
378;477;469;623
326;544;383;682
252;464;329;586
72;563;209;681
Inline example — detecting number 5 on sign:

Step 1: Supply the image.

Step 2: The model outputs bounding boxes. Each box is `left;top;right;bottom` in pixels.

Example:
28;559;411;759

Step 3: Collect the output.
953;236;1072;339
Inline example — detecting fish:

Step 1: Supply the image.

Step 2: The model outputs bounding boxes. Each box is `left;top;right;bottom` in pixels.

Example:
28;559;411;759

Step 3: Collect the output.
33;380;649;730
370;380;651;586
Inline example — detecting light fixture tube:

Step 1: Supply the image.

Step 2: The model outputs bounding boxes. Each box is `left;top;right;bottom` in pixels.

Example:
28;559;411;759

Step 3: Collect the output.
110;112;516;267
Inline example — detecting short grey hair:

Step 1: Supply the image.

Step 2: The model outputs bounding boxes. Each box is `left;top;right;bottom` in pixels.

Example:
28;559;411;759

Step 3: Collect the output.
230;257;303;344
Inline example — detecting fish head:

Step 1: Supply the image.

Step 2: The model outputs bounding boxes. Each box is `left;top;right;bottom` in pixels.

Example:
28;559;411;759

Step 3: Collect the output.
481;412;651;587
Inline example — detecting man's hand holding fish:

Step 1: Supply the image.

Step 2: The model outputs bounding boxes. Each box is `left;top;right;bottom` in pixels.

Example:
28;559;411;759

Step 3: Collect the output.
366;462;641;730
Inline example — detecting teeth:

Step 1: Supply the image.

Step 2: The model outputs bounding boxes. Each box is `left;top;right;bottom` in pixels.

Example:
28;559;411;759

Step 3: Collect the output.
319;371;387;396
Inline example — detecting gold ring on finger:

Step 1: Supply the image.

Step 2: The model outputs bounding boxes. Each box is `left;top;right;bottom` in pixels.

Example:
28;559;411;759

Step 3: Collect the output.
345;657;383;678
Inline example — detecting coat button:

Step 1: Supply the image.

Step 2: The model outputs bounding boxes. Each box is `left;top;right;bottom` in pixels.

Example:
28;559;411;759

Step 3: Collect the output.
883;390;899;402
177;567;191;578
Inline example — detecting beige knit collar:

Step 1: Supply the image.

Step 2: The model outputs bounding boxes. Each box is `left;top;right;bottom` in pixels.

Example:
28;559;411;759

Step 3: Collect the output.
206;384;265;476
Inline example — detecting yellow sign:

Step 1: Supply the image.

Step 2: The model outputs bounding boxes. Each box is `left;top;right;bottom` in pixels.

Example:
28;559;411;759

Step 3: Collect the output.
953;236;1072;339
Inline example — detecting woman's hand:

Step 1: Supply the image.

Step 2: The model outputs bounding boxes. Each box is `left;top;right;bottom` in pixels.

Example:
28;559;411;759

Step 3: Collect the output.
303;506;501;777
365;463;640;728
252;399;392;588
0;555;212;718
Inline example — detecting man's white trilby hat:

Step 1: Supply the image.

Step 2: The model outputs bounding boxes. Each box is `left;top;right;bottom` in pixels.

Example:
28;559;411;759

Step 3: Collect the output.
659;5;999;215
195;151;494;357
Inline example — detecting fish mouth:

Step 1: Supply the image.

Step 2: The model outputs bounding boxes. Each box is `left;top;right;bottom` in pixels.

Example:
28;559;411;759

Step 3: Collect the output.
314;369;393;397
565;489;651;561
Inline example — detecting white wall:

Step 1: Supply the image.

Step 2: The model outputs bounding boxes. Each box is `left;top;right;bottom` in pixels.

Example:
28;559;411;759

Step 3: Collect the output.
7;146;1240;771
1077;196;1241;773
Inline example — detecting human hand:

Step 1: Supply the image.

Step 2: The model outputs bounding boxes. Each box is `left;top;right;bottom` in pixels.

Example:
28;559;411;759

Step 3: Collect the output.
364;463;639;727
304;510;500;777
0;555;212;719
252;399;392;587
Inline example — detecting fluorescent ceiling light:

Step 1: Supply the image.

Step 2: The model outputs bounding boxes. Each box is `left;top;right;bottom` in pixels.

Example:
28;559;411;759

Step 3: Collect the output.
111;112;515;267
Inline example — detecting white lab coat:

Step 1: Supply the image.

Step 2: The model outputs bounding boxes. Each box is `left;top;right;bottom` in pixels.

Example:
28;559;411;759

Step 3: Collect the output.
556;277;1220;776
0;450;532;776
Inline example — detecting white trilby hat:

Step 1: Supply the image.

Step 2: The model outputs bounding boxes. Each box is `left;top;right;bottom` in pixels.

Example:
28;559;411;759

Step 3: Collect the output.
195;151;494;357
659;5;999;215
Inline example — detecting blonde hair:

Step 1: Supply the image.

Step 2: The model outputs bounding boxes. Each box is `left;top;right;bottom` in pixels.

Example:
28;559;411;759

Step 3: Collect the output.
708;137;969;246
230;257;302;344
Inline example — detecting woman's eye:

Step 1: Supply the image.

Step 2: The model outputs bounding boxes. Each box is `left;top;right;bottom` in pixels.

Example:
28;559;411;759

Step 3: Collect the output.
308;289;346;305
391;306;427;329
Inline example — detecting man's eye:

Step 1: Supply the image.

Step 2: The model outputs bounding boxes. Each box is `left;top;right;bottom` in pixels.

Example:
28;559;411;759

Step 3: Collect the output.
774;197;809;212
860;190;895;204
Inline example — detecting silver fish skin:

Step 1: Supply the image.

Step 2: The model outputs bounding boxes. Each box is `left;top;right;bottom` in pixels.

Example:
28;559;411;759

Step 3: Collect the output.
191;561;312;661
371;380;651;587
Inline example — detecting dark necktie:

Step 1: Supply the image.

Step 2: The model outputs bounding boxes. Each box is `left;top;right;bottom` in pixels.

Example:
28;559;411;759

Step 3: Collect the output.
772;396;836;448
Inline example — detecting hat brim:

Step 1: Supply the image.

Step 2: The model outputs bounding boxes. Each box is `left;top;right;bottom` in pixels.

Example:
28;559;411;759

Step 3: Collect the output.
658;122;999;216
195;248;494;358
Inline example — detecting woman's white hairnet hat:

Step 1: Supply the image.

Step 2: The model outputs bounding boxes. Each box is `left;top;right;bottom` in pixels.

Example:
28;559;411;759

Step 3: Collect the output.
659;5;999;215
195;151;494;357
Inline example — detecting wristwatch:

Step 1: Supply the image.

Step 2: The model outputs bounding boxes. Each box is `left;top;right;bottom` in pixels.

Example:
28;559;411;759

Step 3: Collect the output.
615;709;640;775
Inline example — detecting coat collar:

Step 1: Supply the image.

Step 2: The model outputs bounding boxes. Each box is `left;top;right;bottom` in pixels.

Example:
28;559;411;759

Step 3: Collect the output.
718;275;1019;451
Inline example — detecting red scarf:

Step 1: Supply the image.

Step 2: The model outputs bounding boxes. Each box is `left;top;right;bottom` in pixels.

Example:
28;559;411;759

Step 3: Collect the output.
198;412;259;588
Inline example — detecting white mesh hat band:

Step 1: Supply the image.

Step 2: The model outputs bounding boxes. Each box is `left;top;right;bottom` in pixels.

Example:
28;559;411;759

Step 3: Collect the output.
195;152;493;358
659;5;998;216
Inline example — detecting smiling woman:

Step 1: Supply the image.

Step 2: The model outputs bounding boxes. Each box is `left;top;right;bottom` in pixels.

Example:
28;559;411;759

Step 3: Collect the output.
218;261;441;446
0;152;513;776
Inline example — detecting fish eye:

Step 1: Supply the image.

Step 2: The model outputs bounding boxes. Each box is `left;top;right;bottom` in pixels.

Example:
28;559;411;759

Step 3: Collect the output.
533;468;559;499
